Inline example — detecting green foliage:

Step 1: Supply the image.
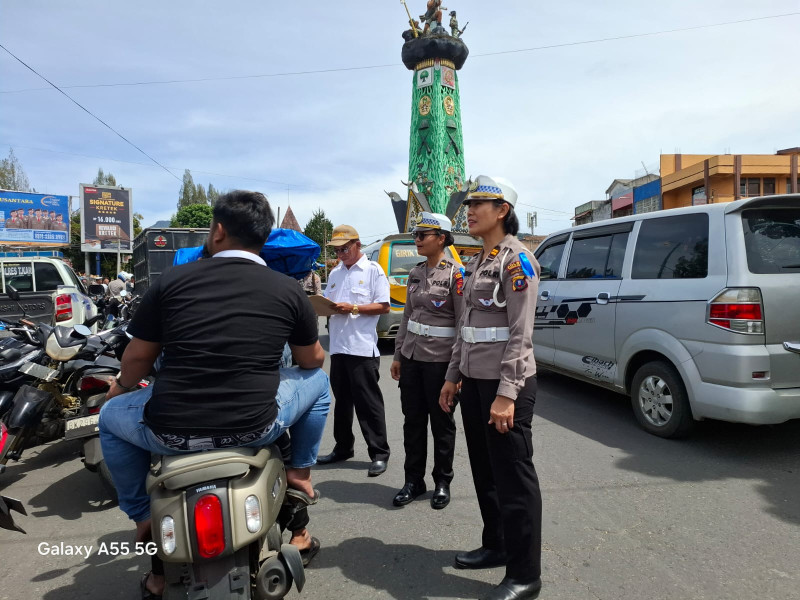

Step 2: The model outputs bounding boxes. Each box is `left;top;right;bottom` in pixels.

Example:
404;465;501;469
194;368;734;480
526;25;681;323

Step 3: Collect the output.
303;208;334;249
178;169;196;209
93;168;117;186
171;203;213;228
208;183;219;206
0;148;32;192
195;183;208;205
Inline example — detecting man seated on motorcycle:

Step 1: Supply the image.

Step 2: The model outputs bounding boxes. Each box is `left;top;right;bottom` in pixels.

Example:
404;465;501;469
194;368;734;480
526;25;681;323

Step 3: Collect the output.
99;190;330;598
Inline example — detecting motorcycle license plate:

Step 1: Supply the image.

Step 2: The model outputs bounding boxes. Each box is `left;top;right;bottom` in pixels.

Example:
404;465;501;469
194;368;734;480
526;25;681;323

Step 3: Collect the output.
64;414;100;440
18;362;59;382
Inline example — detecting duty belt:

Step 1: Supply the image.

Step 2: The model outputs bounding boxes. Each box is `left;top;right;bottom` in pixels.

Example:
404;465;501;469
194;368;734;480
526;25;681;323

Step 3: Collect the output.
407;320;456;338
461;326;510;343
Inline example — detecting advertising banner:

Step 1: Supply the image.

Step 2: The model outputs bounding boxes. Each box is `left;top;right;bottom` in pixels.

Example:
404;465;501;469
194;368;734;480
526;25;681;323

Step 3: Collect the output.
0;190;70;246
80;184;133;253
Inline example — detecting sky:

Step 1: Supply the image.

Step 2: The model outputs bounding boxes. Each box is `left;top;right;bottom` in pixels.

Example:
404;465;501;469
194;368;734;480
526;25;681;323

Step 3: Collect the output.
1;1;798;242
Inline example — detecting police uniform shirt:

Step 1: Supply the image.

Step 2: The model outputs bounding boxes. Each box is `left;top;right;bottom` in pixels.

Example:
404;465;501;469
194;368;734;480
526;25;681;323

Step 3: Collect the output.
394;255;465;363
324;253;390;358
445;234;541;400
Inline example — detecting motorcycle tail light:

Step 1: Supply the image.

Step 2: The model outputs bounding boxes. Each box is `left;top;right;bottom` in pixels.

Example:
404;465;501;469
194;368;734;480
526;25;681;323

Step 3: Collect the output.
78;375;116;393
194;495;225;558
160;516;176;555
244;495;261;533
0;421;7;454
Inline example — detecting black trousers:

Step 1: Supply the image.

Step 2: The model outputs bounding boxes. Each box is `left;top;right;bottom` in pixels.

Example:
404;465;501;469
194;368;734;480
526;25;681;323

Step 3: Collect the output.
398;357;456;485
329;354;390;461
460;375;542;581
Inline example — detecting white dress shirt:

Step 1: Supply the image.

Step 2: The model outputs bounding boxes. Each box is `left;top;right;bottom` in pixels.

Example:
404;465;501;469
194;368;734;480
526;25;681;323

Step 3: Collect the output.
324;253;390;357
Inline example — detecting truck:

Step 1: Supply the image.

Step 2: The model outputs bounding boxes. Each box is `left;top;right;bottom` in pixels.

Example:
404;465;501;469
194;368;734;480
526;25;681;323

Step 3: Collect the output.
132;227;209;294
0;256;97;329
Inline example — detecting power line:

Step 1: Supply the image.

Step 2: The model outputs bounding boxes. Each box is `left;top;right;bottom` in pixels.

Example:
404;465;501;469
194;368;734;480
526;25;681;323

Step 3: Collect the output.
0;43;181;182
1;11;797;94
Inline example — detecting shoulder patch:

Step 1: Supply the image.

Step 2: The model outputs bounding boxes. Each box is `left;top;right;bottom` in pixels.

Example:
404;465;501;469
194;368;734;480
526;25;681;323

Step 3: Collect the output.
518;252;535;278
453;268;464;296
511;273;528;291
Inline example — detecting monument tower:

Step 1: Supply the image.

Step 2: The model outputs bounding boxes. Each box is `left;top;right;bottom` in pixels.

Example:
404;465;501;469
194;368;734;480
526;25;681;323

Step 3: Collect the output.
388;2;471;234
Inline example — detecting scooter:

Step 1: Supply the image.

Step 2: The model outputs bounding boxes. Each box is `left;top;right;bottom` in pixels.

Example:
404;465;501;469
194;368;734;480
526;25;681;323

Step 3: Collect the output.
147;445;306;599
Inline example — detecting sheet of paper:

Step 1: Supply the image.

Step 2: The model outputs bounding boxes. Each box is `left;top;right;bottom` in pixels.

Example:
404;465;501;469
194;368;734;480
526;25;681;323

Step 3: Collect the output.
308;294;340;317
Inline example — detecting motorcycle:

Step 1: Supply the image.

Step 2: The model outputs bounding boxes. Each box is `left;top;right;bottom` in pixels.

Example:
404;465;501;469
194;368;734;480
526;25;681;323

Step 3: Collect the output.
0;319;126;478
148;445;306;599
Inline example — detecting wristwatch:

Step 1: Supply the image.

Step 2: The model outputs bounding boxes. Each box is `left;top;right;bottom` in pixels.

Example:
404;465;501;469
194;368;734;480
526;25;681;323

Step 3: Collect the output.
115;372;137;392
351;304;359;316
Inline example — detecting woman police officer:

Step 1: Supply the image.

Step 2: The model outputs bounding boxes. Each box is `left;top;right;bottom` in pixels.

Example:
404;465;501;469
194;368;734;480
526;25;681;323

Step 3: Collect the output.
390;212;464;509
439;176;543;600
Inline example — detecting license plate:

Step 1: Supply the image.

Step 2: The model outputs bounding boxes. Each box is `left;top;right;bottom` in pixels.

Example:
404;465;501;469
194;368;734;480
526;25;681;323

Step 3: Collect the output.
19;361;59;382
64;414;100;440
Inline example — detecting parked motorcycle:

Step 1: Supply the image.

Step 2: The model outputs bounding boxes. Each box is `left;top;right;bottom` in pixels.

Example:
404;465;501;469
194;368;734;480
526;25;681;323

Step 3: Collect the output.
148;445;306;599
0;320;125;479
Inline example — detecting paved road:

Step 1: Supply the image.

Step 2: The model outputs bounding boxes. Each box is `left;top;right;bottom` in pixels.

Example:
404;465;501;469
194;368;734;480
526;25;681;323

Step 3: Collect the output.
1;332;799;600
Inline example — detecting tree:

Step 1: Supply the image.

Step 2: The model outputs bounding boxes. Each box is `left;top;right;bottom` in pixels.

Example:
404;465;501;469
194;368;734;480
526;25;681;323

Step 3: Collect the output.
208;183;220;206
0;148;32;192
178;169;196;209
93;167;117;186
303;208;334;249
171;204;213;228
195;183;208;205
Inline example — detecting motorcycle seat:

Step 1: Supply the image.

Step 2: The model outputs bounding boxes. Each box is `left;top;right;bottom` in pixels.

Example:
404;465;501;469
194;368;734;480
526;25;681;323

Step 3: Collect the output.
147;447;276;492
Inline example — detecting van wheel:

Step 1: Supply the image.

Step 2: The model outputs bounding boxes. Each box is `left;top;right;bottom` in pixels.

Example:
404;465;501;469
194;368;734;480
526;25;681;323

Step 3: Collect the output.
630;361;694;438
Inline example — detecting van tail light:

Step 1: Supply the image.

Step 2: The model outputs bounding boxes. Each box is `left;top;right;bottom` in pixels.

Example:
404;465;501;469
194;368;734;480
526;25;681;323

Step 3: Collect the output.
707;288;764;334
55;294;73;322
194;494;225;558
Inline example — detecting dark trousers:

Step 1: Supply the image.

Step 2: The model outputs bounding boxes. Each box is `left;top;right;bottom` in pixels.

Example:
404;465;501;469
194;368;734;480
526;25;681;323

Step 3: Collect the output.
460;375;542;581
398;357;456;485
329;354;390;461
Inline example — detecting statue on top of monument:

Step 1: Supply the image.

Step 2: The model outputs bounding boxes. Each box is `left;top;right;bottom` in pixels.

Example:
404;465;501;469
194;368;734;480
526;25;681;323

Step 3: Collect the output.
449;10;468;38
420;0;447;35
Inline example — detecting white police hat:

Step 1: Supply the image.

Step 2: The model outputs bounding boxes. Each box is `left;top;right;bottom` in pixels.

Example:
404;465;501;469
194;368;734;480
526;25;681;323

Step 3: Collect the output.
413;212;452;232
463;175;518;208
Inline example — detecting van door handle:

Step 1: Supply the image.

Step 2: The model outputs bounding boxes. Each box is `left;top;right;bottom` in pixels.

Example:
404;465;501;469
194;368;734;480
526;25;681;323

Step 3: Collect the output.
596;292;610;305
784;342;800;354
539;290;550;301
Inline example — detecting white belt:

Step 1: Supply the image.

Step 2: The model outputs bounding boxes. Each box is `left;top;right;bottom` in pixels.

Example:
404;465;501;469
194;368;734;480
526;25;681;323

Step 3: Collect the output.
461;326;510;343
408;320;456;338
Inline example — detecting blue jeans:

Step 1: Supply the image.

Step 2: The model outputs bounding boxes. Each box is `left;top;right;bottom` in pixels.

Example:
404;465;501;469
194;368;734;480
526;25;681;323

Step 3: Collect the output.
99;367;331;523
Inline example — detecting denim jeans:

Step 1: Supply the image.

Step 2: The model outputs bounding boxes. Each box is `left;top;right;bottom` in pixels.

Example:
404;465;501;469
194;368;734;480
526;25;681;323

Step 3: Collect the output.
99;366;331;523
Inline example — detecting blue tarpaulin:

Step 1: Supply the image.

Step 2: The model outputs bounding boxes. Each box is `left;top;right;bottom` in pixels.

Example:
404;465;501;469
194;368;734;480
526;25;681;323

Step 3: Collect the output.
172;228;320;279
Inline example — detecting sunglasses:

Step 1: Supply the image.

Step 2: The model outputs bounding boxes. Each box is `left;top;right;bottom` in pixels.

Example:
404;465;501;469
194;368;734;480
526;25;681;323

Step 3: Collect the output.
333;242;354;254
412;231;440;240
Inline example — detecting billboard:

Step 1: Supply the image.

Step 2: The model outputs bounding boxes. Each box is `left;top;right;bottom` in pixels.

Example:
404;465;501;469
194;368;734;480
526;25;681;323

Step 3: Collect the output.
80;184;133;252
0;190;70;246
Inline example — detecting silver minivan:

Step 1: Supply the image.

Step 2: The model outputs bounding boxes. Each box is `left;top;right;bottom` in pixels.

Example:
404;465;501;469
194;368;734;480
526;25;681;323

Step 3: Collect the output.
533;194;800;438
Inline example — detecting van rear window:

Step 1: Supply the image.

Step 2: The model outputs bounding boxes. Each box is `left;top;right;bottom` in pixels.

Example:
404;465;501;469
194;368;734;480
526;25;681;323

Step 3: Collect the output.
389;243;421;276
742;208;800;274
632;214;708;279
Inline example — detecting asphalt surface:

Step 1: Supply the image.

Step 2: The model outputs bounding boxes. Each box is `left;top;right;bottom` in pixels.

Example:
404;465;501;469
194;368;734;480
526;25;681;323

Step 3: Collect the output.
1;328;799;600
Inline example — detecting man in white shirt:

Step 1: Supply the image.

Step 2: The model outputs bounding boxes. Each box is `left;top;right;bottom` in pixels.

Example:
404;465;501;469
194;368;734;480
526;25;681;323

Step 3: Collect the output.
318;225;391;476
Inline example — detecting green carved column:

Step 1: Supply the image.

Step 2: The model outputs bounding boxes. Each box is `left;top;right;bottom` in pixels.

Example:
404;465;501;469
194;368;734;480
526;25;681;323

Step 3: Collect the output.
401;34;470;232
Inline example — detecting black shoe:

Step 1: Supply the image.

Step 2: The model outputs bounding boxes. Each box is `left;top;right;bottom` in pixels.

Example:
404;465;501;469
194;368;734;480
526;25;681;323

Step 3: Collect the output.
393;481;426;506
430;482;450;510
368;459;387;477
454;547;508;570
316;449;354;465
480;576;542;600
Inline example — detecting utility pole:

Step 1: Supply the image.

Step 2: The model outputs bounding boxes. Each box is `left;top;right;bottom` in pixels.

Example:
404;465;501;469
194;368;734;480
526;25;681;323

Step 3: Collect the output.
527;211;537;239
322;224;328;281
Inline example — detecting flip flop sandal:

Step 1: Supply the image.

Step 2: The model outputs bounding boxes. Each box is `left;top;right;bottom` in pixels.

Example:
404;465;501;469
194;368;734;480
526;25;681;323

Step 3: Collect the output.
285;488;321;506
300;536;321;567
140;572;162;600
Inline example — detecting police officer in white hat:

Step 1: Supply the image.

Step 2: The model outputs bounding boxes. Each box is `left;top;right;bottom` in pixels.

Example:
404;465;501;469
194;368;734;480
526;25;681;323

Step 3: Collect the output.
390;212;464;509
439;176;543;600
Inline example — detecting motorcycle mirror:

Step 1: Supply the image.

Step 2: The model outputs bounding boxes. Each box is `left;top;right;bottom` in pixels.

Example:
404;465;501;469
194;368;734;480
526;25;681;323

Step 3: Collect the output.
72;324;92;338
